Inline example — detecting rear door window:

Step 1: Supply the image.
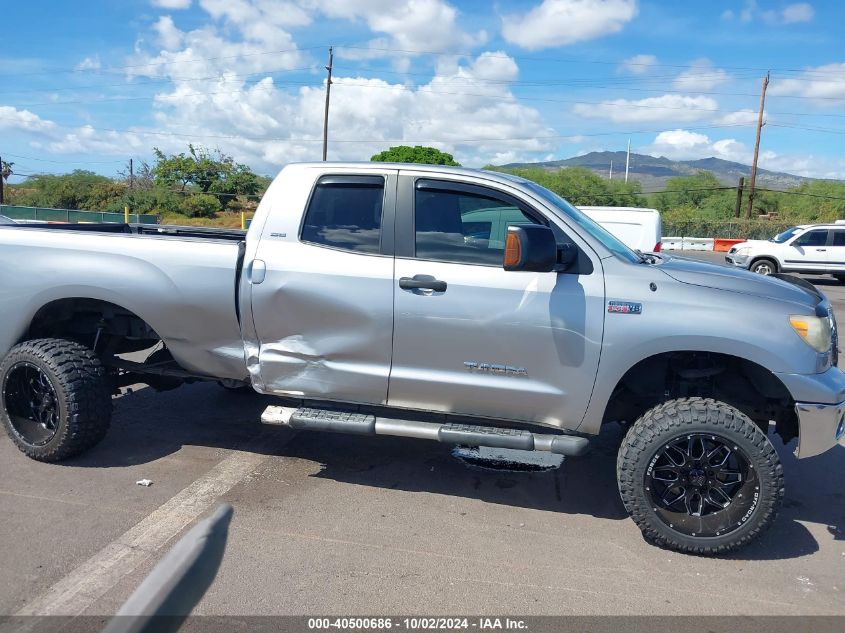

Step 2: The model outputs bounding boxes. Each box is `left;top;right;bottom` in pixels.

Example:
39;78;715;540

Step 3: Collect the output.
301;176;385;254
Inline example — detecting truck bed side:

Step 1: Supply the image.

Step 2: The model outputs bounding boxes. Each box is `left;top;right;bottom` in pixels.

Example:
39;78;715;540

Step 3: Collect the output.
0;226;247;380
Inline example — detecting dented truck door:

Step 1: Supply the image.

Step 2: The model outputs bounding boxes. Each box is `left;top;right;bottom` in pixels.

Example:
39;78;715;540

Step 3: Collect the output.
249;170;397;405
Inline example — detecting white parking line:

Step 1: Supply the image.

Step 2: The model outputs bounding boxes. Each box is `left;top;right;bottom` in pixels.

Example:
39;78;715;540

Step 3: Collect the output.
14;447;273;619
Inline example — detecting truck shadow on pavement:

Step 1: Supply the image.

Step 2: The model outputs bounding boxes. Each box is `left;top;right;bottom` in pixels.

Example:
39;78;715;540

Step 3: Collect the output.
66;382;284;467
70;383;841;561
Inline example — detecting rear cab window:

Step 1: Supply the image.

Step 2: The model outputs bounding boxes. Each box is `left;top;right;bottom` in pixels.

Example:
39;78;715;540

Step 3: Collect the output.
301;175;385;254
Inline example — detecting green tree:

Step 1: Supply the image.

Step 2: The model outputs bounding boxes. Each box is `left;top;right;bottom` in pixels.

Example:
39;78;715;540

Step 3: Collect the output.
487;166;645;207
651;171;726;214
1;160;13;184
182;193;221;218
11;170;113;209
371;145;461;166
152;145;261;210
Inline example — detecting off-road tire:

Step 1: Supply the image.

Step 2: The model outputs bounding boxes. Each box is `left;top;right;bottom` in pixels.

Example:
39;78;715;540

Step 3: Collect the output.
617;397;784;555
750;258;777;275
0;338;112;462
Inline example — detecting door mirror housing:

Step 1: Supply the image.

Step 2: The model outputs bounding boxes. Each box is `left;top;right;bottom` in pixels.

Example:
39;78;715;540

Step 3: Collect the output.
503;224;558;272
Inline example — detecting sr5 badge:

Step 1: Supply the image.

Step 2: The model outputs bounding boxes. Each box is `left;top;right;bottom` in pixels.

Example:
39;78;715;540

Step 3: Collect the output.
607;300;642;314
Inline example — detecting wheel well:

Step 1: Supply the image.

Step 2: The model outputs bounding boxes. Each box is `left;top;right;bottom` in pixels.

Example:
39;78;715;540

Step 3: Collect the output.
27;298;161;355
603;351;798;445
749;256;778;272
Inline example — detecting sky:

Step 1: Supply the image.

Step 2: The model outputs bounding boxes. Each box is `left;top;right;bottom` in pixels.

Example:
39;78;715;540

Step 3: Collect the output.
2;0;845;182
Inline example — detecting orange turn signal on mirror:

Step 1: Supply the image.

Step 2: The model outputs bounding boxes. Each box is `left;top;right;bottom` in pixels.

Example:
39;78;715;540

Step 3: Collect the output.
504;232;522;268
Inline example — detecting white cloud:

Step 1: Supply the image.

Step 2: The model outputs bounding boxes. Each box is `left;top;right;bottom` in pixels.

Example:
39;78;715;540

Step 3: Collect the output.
502;0;638;50
44;126;146;155
781;3;815;23
717;108;763;125
573;94;719;123
117;3;553;168
75;55;101;71
0;106;143;156
0;106;57;132
153;16;183;50
619;54;656;75
733;0;815;24
151;0;192;9
766;2;814;24
648;129;751;162
673;58;730;91
138;50;556;168
769;63;845;102
311;0;484;54
645;128;845;179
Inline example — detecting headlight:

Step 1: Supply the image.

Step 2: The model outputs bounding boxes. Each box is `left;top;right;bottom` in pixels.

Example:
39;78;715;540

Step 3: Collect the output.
789;315;832;353
735;247;751;256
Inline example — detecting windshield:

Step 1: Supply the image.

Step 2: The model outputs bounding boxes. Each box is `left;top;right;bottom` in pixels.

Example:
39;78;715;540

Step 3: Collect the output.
771;226;802;243
520;180;642;263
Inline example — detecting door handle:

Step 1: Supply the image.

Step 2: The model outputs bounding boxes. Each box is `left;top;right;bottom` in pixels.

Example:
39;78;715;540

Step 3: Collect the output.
399;276;447;292
816;248;827;252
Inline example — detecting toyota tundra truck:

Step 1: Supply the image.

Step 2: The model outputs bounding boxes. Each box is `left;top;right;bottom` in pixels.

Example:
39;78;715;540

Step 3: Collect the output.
1;162;843;555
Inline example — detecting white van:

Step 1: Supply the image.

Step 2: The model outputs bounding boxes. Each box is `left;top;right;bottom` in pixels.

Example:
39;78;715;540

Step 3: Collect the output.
578;206;663;253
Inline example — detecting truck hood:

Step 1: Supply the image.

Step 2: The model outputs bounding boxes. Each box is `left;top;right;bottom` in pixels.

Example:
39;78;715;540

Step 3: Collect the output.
657;254;822;310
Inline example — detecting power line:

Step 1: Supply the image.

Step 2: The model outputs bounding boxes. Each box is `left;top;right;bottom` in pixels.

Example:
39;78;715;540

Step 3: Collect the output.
6;40;845;81
1;152;124;164
0;117;750;144
6;76;842;121
334;45;845;78
0;46;324;78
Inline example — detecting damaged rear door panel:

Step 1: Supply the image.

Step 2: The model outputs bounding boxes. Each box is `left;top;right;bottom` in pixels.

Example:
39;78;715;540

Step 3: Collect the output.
248;170;398;405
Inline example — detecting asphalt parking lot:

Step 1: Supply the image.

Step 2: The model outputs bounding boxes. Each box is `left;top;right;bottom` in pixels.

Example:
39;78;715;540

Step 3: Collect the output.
1;251;844;619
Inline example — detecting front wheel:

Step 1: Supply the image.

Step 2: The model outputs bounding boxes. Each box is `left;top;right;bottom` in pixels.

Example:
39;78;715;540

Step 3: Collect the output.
750;258;777;275
617;398;784;555
0;339;112;462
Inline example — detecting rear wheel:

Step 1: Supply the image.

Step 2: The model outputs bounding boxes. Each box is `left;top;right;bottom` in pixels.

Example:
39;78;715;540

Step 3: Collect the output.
834;275;845;284
750;258;777;275
617;398;783;554
0;339;112;462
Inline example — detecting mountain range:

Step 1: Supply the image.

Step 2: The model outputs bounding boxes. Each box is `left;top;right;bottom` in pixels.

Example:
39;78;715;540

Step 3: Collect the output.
499;151;813;192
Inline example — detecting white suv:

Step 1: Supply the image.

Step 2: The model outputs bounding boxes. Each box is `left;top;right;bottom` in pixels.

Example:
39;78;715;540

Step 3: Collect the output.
725;223;845;281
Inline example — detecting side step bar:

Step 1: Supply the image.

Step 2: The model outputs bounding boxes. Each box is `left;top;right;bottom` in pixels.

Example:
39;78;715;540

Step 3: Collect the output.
261;406;589;457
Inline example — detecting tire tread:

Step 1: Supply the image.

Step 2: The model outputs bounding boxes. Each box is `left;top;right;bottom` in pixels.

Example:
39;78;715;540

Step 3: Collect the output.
617;397;784;555
0;338;112;462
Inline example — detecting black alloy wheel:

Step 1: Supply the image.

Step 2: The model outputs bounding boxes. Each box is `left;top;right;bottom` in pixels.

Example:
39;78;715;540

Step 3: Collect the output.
646;433;759;538
3;362;61;447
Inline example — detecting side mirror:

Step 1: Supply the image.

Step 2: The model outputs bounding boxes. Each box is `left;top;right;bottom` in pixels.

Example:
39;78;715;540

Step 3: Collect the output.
503;224;558;272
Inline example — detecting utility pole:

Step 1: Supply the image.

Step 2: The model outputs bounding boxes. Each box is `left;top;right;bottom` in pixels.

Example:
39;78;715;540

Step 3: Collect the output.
0;155;4;205
129;158;134;190
322;46;333;162
746;72;769;219
624;138;631;183
734;176;745;218
609;160;613;180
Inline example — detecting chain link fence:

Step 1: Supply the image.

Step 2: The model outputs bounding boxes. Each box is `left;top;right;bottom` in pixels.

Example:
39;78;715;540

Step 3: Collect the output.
663;219;795;240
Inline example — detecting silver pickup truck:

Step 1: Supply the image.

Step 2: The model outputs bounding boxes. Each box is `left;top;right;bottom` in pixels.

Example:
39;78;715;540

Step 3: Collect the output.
1;162;843;554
